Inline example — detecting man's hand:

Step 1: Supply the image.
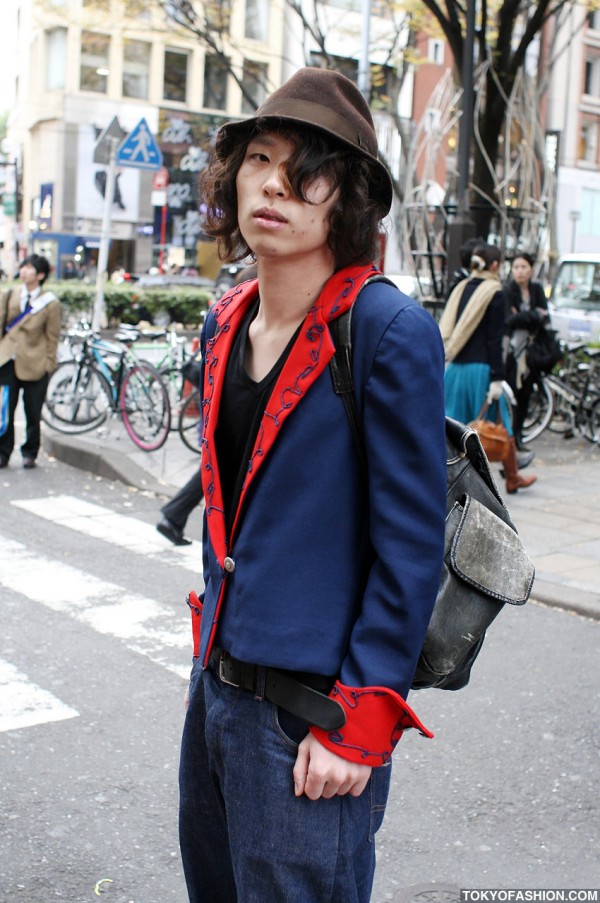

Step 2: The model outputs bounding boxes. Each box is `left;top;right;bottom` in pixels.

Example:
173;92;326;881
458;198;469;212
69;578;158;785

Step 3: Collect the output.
293;733;371;800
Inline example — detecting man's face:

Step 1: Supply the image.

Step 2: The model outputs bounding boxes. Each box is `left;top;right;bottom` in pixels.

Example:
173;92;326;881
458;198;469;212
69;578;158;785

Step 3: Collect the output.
235;132;338;268
19;263;43;291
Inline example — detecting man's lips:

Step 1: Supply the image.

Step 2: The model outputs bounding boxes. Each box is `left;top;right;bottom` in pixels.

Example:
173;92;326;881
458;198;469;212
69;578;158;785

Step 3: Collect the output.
253;207;288;224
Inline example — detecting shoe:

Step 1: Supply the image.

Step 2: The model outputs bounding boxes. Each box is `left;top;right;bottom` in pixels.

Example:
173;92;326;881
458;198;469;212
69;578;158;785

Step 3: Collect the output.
503;438;537;494
156;517;192;546
22;457;36;469
0;455;8;468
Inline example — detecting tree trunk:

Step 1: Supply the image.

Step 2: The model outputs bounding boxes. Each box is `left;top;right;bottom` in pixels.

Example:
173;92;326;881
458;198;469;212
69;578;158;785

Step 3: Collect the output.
470;71;511;240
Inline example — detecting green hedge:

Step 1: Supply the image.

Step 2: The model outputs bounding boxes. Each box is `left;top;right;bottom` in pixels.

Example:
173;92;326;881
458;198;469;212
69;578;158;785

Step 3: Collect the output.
46;280;214;327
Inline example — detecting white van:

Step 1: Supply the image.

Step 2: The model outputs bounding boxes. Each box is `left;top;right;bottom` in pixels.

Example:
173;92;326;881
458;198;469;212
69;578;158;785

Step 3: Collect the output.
549;253;600;344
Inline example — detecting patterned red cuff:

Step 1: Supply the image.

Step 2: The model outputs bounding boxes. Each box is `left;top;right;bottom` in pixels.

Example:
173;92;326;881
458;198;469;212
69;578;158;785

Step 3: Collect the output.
310;680;434;767
186;591;203;658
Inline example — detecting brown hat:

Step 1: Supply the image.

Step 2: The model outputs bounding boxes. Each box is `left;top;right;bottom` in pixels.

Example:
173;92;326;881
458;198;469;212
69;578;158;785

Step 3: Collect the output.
216;67;393;214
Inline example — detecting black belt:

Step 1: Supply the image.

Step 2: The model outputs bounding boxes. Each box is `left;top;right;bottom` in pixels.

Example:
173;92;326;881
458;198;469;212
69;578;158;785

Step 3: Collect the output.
210;648;345;732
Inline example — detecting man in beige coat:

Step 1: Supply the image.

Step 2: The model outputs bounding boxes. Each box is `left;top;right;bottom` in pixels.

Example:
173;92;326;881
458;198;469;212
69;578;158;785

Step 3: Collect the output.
0;254;60;468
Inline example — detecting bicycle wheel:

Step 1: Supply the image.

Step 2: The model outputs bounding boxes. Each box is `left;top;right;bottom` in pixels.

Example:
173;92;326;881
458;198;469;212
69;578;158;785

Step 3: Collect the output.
178;389;202;454
588;397;600;443
43;361;112;433
521;376;554;443
576;396;600;443
119;362;171;451
160;365;186;429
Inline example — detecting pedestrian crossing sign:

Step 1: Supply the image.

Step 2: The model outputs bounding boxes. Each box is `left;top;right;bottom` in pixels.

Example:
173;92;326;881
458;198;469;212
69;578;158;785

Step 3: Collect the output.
117;118;163;171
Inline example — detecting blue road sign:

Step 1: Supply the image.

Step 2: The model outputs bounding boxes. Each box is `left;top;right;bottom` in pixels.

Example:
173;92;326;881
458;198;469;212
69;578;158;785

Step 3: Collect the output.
117;118;163;171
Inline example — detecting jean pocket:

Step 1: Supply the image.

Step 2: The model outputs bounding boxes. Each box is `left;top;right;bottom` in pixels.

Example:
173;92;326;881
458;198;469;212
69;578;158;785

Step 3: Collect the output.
273;705;310;748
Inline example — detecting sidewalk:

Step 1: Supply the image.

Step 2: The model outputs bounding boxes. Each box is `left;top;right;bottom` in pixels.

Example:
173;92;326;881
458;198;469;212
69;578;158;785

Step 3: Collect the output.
42;421;600;621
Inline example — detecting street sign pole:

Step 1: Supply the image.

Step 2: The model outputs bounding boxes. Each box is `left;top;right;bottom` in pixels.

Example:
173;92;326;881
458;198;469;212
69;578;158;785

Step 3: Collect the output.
92;136;118;332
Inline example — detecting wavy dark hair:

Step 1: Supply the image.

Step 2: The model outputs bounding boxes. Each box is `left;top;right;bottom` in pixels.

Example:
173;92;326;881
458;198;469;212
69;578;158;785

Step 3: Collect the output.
199;121;387;269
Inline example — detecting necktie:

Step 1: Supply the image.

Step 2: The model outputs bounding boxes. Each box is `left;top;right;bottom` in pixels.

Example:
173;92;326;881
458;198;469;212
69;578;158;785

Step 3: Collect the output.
24;294;32;313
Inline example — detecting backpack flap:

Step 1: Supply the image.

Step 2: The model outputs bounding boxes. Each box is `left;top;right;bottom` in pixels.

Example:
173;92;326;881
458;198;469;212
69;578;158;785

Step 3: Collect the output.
414;495;535;690
450;495;535;605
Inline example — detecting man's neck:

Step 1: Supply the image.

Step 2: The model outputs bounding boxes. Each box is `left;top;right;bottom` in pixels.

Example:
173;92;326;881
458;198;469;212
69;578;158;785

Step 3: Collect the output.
255;257;335;327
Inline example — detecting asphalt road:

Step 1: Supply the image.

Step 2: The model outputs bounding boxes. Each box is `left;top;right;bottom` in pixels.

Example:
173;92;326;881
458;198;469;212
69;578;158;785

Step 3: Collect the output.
1;457;598;903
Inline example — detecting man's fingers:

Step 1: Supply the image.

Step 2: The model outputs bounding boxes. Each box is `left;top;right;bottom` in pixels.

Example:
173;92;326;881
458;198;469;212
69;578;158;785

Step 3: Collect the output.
294;734;372;800
293;739;309;797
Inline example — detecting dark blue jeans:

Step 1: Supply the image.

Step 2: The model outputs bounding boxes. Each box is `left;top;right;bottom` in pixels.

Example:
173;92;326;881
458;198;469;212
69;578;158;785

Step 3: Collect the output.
179;660;392;903
0;361;49;462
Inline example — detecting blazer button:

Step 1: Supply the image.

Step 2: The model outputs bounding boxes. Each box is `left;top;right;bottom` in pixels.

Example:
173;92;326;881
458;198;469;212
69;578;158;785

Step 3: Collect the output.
223;556;235;573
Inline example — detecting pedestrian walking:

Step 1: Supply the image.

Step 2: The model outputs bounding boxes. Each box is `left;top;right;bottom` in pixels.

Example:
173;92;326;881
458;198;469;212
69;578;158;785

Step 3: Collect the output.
504;252;550;450
439;242;537;493
0;254;60;469
157;469;203;545
178;67;448;903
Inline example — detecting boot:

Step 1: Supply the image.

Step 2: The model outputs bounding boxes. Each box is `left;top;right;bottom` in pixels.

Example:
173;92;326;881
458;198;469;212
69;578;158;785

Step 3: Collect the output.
499;448;535;478
503;438;537;494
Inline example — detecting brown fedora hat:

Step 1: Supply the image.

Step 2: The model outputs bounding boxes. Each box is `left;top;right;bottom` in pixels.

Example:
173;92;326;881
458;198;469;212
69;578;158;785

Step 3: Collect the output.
216;67;393;214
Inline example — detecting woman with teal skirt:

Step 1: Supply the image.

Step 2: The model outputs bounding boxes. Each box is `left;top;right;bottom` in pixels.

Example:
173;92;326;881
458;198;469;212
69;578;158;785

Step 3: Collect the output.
439;242;537;494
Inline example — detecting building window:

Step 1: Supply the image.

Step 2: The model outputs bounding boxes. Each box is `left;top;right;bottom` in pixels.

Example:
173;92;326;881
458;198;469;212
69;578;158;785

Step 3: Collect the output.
428;39;445;65
580;188;600;237
122;39;150;99
123;0;151;21
163;49;188;102
204;55;229;109
241;60;268;114
245;0;269;41
579;120;599;163
80;31;110;93
46;27;67;90
587;11;600;31
309;52;357;82
584;56;600;96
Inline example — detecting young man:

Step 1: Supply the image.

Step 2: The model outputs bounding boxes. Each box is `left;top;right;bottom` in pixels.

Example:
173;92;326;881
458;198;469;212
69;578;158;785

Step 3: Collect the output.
179;67;447;902
0;254;59;468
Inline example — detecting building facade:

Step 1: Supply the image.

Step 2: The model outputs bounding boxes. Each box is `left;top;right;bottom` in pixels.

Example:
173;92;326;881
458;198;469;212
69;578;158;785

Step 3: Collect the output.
546;6;600;257
6;0;284;279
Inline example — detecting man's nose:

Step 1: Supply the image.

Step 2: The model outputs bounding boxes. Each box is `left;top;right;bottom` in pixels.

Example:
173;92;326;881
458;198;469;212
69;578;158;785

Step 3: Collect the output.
262;165;289;197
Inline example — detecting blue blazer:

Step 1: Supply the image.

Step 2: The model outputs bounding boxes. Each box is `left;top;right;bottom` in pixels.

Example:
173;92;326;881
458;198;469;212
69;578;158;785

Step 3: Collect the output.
194;265;447;764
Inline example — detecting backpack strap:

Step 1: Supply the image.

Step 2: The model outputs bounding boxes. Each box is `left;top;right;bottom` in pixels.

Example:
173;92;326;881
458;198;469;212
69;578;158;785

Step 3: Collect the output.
328;275;396;477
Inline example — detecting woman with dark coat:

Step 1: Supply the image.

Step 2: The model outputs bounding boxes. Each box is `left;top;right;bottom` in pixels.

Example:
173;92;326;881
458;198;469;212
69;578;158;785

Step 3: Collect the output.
505;253;549;450
440;242;537;494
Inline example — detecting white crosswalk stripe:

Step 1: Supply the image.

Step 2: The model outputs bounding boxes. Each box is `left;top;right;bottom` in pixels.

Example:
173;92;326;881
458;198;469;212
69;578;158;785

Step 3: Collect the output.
12;494;201;571
2;495;198;734
0;658;79;733
0;537;192;681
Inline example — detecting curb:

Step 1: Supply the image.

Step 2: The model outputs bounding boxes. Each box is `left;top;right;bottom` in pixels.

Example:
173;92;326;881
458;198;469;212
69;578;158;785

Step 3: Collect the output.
42;433;600;622
42;432;178;498
531;582;600;621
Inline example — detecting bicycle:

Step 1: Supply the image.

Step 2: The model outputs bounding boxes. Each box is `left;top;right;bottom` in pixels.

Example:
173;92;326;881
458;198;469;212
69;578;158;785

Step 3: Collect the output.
115;323;201;433
43;327;171;451
542;345;600;443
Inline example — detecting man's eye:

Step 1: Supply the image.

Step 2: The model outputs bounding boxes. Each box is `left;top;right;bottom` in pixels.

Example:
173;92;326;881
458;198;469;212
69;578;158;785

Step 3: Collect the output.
248;151;269;162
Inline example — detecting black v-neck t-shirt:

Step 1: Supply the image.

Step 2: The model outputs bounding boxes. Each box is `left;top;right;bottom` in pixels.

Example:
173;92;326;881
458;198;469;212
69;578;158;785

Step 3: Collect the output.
215;302;301;533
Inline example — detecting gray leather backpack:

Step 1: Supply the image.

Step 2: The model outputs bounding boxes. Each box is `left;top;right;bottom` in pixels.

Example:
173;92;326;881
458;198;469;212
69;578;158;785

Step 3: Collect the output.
330;295;535;692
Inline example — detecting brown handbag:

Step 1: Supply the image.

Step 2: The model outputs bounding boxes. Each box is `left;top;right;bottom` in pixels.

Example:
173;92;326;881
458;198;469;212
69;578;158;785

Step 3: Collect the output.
468;403;510;462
